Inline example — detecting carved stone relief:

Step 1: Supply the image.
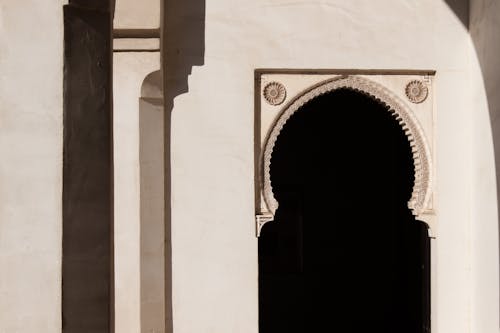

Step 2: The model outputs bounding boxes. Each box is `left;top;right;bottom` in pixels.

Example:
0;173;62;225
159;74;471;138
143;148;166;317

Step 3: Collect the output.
405;80;428;104
256;73;436;236
263;81;287;106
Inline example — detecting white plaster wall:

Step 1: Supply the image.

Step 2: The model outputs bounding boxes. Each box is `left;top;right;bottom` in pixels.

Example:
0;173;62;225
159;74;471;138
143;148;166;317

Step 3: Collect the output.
0;1;64;332
113;52;161;333
170;1;478;332
470;0;500;332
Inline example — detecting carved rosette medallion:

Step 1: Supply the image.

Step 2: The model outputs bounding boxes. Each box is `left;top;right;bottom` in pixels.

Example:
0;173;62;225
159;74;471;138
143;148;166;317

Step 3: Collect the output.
405;80;428;104
263;81;287;106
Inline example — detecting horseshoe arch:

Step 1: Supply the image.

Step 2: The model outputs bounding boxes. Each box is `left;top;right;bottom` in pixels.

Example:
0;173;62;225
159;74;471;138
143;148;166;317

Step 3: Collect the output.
257;75;433;235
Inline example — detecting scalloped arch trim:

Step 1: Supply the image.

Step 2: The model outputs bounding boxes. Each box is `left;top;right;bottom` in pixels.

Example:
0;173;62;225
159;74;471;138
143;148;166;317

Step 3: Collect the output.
262;75;432;218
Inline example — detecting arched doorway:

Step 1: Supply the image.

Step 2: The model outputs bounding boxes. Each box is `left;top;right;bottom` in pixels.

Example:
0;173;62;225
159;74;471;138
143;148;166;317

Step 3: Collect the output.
258;88;431;333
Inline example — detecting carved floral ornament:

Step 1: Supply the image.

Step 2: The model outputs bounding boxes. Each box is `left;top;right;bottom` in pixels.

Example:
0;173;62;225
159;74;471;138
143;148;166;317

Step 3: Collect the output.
263;81;287;106
258;76;433;235
405;80;428;104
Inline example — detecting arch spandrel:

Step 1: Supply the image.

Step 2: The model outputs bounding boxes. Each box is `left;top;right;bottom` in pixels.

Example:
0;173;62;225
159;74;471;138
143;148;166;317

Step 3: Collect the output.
256;74;435;236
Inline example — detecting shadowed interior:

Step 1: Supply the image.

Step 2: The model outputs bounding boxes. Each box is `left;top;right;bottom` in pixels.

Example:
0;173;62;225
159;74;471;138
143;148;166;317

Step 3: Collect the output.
258;89;430;333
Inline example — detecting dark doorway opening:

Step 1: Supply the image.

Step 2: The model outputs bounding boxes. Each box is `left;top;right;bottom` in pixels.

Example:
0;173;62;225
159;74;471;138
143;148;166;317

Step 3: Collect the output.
258;89;430;333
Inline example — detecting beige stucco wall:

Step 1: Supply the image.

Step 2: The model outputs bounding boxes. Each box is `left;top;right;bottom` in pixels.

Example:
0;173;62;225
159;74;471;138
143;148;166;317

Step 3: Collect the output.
0;1;64;332
168;1;495;332
470;0;500;331
114;0;160;29
1;0;498;332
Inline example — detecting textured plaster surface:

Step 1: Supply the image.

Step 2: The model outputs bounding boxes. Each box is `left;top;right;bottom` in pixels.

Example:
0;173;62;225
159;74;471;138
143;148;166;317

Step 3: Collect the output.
0;1;64;332
114;0;160;29
470;0;500;331
169;1;479;332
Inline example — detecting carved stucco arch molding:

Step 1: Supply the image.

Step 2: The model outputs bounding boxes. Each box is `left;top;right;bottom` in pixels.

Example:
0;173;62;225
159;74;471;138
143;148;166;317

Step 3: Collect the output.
261;75;433;225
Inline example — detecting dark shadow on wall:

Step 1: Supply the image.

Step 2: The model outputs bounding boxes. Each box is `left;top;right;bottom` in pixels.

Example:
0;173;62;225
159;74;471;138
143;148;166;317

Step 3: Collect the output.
162;0;205;113
444;0;470;28
70;0;114;12
63;2;114;332
139;71;169;333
